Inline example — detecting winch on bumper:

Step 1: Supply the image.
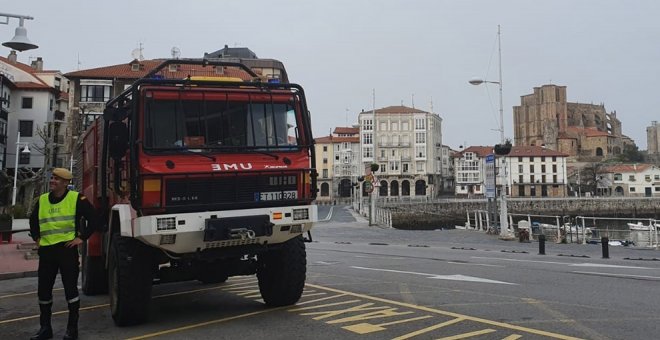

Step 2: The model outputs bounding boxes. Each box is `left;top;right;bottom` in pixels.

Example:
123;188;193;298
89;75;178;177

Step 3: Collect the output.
132;205;317;254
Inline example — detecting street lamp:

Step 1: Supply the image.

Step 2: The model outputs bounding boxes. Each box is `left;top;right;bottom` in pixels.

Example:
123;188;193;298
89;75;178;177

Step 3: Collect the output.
12;131;31;206
1;12;38;52
469;25;514;240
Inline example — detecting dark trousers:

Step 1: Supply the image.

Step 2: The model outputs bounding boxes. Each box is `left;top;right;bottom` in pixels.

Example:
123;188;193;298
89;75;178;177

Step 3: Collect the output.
37;243;80;304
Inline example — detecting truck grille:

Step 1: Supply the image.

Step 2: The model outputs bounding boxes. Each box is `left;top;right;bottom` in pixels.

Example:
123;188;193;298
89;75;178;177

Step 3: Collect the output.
164;174;298;207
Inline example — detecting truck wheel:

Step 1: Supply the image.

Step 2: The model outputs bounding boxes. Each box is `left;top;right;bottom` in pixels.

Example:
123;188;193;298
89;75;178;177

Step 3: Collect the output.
108;234;154;326
257;236;306;306
81;241;108;295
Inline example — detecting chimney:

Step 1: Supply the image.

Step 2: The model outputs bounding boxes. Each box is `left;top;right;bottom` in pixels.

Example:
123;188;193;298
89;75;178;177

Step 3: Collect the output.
31;57;44;71
7;50;17;63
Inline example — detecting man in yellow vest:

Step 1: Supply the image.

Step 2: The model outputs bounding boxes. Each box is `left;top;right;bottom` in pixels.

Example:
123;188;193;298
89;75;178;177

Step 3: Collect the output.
29;168;98;340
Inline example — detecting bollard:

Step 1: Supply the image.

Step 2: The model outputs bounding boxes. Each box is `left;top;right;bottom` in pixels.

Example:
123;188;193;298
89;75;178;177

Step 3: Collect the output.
601;236;609;259
538;234;546;255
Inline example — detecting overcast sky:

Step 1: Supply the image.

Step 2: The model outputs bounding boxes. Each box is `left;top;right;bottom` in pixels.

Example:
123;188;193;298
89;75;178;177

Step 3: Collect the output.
5;0;659;149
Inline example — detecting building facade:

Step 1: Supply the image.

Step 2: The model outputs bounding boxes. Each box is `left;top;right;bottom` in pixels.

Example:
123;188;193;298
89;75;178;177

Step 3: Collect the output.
313;127;360;203
454;145;569;198
600;164;660;197
513;84;627;160
359;106;443;199
0;52;68;205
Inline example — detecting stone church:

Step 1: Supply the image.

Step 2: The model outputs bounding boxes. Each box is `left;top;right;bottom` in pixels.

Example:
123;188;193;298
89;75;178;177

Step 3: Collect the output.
513;84;632;160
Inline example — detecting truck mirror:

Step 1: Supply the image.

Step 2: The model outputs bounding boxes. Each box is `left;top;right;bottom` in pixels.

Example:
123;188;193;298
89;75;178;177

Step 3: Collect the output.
108;122;129;160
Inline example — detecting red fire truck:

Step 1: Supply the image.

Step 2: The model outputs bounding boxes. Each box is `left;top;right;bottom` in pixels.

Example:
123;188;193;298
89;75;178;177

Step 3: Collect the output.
76;58;317;326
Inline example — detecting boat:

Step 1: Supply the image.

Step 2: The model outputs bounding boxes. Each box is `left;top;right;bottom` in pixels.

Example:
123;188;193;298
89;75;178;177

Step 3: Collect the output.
627;222;656;231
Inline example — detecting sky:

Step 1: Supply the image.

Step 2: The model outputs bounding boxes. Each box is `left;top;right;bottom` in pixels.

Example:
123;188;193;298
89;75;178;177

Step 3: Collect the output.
4;0;659;149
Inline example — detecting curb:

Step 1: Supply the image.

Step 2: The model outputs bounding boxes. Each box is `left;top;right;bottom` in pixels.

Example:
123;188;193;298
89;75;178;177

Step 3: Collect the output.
0;270;38;281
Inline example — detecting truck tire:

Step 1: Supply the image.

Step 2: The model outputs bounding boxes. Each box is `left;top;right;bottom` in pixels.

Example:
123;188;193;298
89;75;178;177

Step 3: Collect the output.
81;241;108;295
257;236;306;306
108;234;154;326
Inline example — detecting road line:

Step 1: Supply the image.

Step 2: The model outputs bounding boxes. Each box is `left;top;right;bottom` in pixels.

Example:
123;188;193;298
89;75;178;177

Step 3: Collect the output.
351;266;517;285
501;335;523;340
306;283;584;340
471;256;652;270
392;317;465;340
0;287;64;299
126;307;287;339
293;292;347;306
523;298;609;340
447;261;505;268
571;271;660;280
437;328;496;339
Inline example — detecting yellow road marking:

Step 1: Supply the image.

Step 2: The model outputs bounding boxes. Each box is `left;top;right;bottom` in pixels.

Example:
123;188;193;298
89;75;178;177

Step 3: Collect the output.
306;283;584;340
292;293;347;306
0;288;64;299
343;315;433;334
502;335;523;340
393;317;465;340
437;328;496;339
126;307;287;340
289;299;361;312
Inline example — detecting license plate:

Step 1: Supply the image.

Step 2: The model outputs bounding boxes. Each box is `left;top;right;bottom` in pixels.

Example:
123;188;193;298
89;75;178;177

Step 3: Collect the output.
257;191;297;201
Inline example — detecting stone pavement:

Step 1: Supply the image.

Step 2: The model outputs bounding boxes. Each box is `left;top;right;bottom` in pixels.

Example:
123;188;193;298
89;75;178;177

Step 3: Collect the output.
0;231;38;281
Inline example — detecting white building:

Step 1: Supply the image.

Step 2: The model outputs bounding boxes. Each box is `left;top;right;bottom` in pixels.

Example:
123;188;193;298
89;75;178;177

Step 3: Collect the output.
506;146;569;197
454;145;569;198
601;164;660;197
314;127;361;202
359;106;443;199
1;52;68;205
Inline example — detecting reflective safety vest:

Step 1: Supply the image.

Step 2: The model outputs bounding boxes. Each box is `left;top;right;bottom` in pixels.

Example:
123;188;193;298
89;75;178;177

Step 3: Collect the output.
38;191;79;246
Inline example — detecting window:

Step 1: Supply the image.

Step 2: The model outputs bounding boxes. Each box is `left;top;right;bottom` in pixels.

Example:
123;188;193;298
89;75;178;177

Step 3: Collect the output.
403;163;409;173
542;175;546;183
415;132;426;144
20;97;34;109
19;147;30;164
380;122;387;131
322;169;328;178
553;175;557;183
614;173;622;181
519;175;523;183
415;145;426;158
335;155;339;161
630;187;636;192
402;121;409;130
529;157;534;162
518;165;523;173
323;146;327;152
655;187;660;192
552;164;557;173
19;120;33;137
518;157;523;162
363;147;372;158
629;175;636;181
530;175;535;183
392;122;398;130
81;85;112;102
518;185;525;196
541;156;545;161
655;175;660;180
362;133;372;144
414;118;425;130
552;156;557;161
362;119;373;131
323;158;328;164
541;164;546;173
416;161;424;172
645;175;651;182
530;165;535;173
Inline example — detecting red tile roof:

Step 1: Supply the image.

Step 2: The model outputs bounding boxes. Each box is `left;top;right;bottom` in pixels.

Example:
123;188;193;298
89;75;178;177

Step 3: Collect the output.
64;59;254;81
454;146;494;158
315;135;359;143
601;164;653;173
0;56;50;87
13;81;51;90
333;127;359;135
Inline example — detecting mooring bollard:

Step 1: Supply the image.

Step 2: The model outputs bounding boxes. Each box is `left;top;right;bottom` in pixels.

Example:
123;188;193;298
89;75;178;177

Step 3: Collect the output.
601;236;610;259
538;234;546;255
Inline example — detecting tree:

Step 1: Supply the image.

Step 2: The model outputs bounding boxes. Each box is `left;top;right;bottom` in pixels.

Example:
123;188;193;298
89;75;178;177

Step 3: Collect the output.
567;162;606;196
615;144;644;163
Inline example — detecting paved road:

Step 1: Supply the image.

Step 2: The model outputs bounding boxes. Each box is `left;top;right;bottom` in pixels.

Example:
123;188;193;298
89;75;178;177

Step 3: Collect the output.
1;205;659;339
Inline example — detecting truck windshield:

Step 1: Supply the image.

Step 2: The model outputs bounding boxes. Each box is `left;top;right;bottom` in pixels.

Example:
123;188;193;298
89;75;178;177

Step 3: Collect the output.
143;93;299;150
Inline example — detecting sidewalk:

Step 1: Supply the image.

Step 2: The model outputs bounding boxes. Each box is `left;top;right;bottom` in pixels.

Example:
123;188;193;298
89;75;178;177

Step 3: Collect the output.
0;231;38;281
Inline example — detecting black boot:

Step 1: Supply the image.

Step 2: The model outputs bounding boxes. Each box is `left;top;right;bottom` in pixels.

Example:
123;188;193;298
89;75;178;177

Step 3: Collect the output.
62;301;79;340
30;303;53;340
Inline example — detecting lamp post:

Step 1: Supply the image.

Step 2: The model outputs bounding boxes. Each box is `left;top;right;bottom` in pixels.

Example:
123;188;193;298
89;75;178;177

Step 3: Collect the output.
469;25;513;239
12;131;31;206
1;12;38;52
